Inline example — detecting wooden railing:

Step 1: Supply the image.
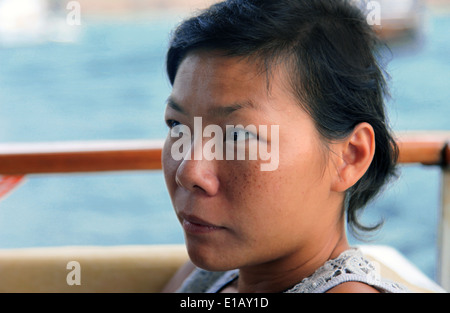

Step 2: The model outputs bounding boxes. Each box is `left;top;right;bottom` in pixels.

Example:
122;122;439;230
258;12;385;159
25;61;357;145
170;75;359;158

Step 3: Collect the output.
0;131;449;290
0;140;165;175
0;134;448;175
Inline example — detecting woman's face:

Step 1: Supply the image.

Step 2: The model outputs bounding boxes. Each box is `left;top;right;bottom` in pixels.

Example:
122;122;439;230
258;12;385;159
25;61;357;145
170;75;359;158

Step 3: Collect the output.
162;51;344;271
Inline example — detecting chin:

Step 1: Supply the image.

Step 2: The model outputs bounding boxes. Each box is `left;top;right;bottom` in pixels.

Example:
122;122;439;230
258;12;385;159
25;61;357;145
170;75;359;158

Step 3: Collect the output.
186;241;239;272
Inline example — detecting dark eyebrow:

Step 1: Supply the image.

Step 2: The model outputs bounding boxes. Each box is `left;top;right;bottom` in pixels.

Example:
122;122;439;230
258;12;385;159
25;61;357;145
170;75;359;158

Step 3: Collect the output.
166;97;187;114
209;104;243;117
208;100;258;118
166;97;258;117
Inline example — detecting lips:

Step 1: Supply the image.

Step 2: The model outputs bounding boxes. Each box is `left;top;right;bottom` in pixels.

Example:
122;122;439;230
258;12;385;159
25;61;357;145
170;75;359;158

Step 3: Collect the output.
180;213;225;234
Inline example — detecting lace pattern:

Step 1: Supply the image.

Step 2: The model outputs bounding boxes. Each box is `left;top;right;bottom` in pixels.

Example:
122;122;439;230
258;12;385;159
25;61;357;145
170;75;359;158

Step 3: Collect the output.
284;248;409;293
177;248;410;293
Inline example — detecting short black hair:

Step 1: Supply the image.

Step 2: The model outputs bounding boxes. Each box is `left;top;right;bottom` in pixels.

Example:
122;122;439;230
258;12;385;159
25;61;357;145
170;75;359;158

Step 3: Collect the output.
166;0;398;236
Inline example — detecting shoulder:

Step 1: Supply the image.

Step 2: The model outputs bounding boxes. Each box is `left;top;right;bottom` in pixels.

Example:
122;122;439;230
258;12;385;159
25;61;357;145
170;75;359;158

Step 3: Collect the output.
326;282;380;293
161;260;196;293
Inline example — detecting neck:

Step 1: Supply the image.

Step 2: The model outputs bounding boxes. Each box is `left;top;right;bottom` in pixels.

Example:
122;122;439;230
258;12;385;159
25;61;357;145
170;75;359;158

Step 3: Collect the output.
236;226;350;293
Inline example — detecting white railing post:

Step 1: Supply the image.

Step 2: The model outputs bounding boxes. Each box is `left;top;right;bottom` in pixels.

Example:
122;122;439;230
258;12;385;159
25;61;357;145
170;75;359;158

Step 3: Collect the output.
439;167;450;291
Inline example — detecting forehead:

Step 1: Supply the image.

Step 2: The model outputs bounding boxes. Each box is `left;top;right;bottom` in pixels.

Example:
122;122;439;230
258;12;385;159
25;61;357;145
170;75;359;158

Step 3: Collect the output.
177;51;265;82
171;51;283;108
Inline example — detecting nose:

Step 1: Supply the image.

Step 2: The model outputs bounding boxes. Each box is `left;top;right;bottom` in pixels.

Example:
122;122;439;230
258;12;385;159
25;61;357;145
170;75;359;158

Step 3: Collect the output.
175;149;220;197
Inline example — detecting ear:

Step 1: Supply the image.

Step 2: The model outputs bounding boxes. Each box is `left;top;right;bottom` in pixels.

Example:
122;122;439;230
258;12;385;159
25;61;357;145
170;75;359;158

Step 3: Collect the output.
330;123;375;193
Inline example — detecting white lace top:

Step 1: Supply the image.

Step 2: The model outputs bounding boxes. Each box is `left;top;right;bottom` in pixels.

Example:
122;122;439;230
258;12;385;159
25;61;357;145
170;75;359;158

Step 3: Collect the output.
176;248;409;293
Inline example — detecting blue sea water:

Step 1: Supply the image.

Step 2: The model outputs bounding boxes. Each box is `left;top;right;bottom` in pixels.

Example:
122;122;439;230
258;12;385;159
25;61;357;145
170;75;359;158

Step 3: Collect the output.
0;10;449;281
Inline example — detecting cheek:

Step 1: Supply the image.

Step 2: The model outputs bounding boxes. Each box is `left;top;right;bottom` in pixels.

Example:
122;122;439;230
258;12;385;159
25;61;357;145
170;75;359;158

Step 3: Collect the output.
221;160;290;234
220;162;308;257
223;146;329;227
222;161;266;204
162;139;178;197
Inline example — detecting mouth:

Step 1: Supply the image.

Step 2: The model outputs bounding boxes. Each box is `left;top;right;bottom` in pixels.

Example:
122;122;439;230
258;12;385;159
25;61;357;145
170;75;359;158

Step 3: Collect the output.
180;213;225;235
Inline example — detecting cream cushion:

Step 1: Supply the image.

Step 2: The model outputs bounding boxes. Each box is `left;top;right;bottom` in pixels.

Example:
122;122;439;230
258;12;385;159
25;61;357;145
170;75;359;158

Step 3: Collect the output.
0;244;445;293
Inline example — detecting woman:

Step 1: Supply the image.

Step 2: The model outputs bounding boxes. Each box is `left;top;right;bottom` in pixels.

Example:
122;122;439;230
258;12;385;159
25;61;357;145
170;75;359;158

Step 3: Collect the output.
161;0;408;293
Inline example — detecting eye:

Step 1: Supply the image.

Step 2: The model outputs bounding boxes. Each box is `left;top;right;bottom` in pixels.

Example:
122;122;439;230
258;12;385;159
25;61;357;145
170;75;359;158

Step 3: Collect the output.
166;120;191;138
225;127;258;143
165;119;180;129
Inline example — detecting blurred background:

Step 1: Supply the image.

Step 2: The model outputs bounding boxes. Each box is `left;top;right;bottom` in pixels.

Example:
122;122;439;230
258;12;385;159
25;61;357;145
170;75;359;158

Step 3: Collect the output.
0;0;449;283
